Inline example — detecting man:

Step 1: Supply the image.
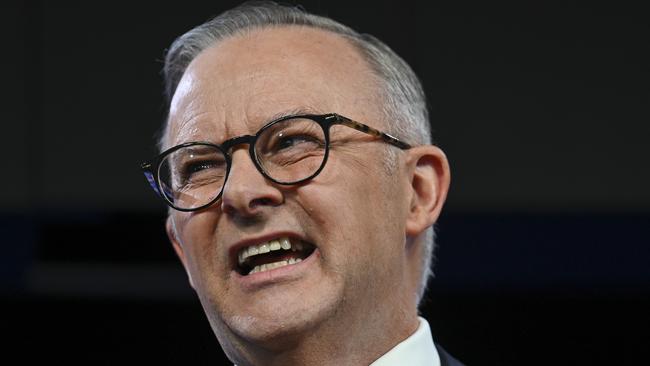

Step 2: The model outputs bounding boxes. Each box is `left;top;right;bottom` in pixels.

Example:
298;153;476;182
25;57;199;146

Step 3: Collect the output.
142;2;460;365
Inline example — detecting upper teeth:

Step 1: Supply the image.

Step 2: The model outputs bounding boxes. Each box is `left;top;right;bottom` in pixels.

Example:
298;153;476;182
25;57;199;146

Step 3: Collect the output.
238;237;303;265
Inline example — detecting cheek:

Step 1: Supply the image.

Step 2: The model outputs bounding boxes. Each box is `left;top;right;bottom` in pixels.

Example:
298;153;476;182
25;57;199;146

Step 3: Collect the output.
341;173;407;270
174;213;224;278
296;163;404;263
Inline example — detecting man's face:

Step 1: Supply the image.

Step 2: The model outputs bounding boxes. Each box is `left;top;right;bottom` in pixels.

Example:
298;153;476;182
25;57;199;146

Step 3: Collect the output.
166;27;419;353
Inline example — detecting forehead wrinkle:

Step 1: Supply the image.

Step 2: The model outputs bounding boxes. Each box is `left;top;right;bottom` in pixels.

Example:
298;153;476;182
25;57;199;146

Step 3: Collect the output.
172;105;325;148
170;70;280;145
247;105;325;127
170;110;218;146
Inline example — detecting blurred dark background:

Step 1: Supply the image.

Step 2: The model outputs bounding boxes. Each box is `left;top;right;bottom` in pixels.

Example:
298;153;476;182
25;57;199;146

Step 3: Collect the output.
3;1;649;364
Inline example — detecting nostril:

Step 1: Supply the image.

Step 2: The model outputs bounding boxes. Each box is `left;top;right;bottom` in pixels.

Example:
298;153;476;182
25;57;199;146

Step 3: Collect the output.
250;197;274;209
221;190;282;217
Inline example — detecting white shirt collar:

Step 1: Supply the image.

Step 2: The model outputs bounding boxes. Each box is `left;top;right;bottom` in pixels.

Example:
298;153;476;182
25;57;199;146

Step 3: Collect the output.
370;317;441;366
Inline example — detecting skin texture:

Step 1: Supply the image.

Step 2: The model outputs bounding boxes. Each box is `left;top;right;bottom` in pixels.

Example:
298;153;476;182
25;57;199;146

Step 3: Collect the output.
165;26;450;366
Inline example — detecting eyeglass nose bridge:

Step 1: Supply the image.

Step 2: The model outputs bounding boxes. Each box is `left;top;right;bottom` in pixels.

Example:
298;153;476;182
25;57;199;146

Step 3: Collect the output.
219;133;270;183
221;134;260;168
221;134;257;153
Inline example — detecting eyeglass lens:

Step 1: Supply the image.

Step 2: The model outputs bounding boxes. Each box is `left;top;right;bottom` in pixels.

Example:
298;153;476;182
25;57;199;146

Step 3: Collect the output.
157;117;327;210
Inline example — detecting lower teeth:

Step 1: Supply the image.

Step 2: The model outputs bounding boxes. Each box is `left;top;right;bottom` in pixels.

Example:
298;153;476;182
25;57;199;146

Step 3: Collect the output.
249;258;303;274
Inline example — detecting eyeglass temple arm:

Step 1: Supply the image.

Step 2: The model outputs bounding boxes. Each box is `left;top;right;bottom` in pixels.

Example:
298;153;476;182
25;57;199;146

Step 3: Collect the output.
329;114;412;150
142;161;199;207
141;162;163;196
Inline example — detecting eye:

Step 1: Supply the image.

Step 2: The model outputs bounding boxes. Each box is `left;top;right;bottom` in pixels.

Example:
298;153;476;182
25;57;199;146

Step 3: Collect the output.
256;117;326;160
274;132;321;151
168;147;227;186
181;158;226;181
187;160;219;174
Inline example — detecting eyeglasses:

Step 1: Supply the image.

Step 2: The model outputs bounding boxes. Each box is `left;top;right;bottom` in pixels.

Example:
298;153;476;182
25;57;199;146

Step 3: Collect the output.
141;113;411;211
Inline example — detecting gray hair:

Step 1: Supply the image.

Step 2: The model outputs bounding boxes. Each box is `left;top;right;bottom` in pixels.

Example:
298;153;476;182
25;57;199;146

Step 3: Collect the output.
161;1;436;305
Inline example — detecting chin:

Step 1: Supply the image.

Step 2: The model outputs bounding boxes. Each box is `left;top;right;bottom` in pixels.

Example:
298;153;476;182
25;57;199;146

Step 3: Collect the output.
214;284;343;348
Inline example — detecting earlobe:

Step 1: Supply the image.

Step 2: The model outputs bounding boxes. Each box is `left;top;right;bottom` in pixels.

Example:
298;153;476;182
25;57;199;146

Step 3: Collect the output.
166;217;195;289
404;145;451;237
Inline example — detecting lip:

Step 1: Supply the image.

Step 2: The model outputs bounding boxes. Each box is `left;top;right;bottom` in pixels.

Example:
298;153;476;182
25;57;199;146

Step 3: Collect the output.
233;247;320;291
228;231;311;268
227;232;318;290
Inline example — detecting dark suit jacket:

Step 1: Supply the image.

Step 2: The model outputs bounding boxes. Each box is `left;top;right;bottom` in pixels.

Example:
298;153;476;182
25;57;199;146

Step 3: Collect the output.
436;344;465;366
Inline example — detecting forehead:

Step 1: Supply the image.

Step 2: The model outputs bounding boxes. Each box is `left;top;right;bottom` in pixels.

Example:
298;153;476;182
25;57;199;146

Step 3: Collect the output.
166;26;383;146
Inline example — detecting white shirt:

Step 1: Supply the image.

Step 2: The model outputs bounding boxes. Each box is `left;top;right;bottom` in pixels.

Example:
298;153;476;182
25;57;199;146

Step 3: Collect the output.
370;317;441;366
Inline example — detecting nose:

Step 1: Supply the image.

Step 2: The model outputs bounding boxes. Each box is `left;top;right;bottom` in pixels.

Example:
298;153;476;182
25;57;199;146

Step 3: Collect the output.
220;148;283;217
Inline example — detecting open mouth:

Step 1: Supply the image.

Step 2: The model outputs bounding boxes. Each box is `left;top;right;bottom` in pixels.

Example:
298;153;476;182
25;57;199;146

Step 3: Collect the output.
236;237;315;275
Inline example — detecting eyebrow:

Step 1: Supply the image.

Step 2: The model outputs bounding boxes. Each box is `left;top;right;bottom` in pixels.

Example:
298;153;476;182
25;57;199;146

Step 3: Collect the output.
266;106;323;122
173;106;326;147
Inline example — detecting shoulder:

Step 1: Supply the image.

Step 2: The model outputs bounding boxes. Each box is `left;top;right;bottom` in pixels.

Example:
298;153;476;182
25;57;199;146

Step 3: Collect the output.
435;344;466;366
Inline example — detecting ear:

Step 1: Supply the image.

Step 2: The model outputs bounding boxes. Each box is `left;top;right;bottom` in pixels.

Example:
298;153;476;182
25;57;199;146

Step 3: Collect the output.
166;217;195;289
404;145;451;238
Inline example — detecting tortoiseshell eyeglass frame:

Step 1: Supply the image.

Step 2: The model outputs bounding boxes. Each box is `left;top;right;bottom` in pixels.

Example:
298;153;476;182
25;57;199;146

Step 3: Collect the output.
141;113;412;211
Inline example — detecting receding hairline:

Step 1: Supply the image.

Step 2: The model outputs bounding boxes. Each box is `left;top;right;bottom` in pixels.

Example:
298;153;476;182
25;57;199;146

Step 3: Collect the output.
162;24;390;150
180;23;384;92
